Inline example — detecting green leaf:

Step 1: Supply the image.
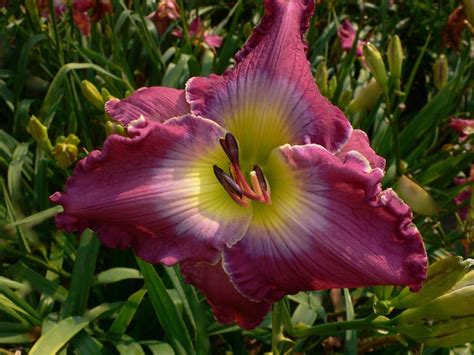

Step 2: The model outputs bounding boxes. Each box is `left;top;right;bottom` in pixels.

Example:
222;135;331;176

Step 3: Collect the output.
0;332;34;344
60;230;100;318
0;286;41;325
9;262;68;303
142;340;175;355
7;143;29;212
71;331;103;354
399;69;469;157
6;206;63;228
136;258;194;355
0;276;27;290
161;54;191;88
30;303;120;355
116;336;146;355
343;289;357;355
13;34;47;102
94;267;142;285
107;289;147;337
165;266;210;354
40;63;130;126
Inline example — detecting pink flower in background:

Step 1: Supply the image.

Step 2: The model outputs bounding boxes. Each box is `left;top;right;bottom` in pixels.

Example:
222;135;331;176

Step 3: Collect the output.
148;0;180;35
39;0;112;36
73;0;94;11
338;19;366;57
173;17;223;50
453;166;473;221
453;180;471;220
50;0;427;329
451;120;473;220
450;118;474;141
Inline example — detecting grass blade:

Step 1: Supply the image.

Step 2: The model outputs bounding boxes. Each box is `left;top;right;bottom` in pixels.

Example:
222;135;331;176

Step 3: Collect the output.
136;258;194;355
60;230;100;318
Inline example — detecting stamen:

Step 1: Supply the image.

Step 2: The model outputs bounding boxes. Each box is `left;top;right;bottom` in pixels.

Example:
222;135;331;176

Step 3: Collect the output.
219;132;240;165
253;165;272;205
250;171;263;198
214;133;271;206
213;165;249;207
213;166;243;197
253;165;267;192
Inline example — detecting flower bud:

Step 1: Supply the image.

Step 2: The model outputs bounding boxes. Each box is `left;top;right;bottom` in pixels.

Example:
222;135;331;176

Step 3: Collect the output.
391;256;471;309
398;317;474;347
81;80;105;111
348;78;383;113
387;35;403;83
394;175;439;215
52;134;80;169
315;62;328;96
100;88;117;102
398;270;474;325
25;75;49;94
339;89;352;108
327;75;337;100
363;43;388;90
27;116;53;152
432;55;448;91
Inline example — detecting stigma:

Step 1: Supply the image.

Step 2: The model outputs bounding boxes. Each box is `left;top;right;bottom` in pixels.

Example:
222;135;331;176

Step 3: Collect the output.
213;133;272;207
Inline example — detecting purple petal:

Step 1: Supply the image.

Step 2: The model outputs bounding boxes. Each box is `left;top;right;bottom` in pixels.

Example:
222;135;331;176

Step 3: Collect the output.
73;0;93;11
105;87;189;126
337;20;365;57
454;189;471;220
223;144;427;303
50;115;252;266
185;0;352;155
181;259;271;329
336;129;386;170
204;34;223;49
450;118;474;141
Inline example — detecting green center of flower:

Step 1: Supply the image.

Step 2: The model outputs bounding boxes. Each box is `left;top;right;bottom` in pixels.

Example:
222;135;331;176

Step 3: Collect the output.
213;133;272;207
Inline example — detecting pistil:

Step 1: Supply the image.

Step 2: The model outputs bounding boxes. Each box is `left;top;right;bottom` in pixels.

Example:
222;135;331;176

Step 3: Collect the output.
214;133;271;207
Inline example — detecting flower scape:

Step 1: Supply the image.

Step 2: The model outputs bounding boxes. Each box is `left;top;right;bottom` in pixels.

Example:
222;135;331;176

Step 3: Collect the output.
50;0;427;329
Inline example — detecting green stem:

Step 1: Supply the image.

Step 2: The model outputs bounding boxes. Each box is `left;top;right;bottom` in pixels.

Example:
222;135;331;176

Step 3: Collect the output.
48;0;64;66
390;117;403;176
385;92;403;177
291;315;395;338
1;246;70;278
176;0;191;47
272;301;284;355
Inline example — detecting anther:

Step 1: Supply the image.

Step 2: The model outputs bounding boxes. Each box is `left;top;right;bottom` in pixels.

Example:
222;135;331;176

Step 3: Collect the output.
253;164;272;205
219;132;240;165
253;165;267;192
213;166;243;197
213;165;249;207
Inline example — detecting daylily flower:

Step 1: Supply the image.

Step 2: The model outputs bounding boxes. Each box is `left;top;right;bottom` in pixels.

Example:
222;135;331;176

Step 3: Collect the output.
173;17;223;51
39;0;112;36
453;166;473;221
148;0;180;35
442;5;466;51
337;19;366;57
51;0;427;329
450;117;474;142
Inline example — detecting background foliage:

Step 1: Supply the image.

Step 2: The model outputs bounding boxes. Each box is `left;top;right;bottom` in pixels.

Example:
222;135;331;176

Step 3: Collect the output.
0;0;472;354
